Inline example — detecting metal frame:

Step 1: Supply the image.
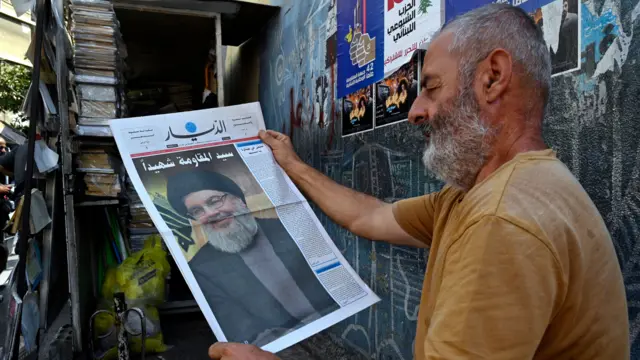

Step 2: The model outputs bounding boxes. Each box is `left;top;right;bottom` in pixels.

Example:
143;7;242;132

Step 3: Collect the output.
54;1;226;354
50;0;83;349
214;13;225;107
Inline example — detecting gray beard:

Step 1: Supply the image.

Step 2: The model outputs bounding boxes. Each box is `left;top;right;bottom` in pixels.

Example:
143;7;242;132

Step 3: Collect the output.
421;88;495;191
203;213;259;254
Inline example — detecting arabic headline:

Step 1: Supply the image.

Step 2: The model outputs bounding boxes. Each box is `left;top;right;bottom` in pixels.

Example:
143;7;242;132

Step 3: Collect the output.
140;151;236;173
386;0;417;44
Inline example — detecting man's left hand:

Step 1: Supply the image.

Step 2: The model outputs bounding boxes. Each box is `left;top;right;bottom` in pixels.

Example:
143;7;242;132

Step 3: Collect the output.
208;343;279;360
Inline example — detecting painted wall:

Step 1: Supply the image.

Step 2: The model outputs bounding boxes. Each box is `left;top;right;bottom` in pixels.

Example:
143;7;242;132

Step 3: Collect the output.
234;0;640;358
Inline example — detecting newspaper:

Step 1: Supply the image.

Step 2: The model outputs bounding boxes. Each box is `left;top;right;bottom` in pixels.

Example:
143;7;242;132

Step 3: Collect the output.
110;102;380;352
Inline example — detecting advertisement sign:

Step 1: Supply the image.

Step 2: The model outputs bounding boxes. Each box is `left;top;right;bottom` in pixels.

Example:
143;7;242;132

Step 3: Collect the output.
384;0;441;75
375;57;419;128
445;0;581;76
337;0;385;98
338;0;441;97
342;85;375;136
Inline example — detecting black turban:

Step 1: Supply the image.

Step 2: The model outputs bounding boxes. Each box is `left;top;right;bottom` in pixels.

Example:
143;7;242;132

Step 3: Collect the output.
166;170;246;215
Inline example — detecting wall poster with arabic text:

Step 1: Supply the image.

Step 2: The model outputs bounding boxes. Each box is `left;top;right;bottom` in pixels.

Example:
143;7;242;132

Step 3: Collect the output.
337;0;385;98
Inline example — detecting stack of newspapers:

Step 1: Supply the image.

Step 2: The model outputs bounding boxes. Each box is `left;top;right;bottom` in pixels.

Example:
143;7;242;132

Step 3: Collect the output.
124;175;162;252
69;0;127;135
75;150;122;198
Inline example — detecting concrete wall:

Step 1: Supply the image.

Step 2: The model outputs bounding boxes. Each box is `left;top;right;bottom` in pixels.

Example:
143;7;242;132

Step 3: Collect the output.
231;0;640;358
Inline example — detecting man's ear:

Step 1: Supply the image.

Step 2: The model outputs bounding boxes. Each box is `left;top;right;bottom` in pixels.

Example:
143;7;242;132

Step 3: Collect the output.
477;48;512;104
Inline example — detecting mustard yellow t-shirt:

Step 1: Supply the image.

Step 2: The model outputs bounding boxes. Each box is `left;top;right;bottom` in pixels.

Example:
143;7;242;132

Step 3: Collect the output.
393;149;629;360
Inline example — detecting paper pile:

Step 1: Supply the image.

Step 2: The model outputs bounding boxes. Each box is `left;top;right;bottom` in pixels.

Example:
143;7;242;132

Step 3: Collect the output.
124;176;162;253
75;150;122;197
69;0;127;135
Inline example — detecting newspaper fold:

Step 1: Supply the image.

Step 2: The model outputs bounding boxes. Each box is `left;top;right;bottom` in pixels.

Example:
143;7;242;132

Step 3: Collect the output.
110;102;380;352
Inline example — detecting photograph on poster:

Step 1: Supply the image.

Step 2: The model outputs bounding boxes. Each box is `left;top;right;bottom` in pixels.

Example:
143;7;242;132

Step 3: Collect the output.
445;0;580;76
375;58;419;128
530;0;579;75
132;145;340;347
342;84;374;136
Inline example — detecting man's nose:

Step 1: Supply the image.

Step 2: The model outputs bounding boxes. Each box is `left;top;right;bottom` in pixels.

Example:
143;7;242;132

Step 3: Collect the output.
203;207;221;220
408;96;429;126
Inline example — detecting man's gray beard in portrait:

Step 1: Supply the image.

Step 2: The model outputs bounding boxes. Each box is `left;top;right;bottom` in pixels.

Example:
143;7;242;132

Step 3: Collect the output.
421;79;497;191
201;201;259;254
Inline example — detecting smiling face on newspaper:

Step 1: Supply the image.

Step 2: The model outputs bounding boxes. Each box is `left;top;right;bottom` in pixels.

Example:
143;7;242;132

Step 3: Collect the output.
110;102;380;353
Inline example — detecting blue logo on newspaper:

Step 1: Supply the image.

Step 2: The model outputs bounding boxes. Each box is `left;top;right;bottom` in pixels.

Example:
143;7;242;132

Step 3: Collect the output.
185;122;197;133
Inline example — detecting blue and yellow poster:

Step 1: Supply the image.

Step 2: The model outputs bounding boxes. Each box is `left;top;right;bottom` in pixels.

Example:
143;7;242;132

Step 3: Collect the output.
337;0;385;98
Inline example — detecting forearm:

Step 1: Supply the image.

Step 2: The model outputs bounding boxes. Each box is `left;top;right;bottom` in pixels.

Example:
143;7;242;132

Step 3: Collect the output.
284;160;384;235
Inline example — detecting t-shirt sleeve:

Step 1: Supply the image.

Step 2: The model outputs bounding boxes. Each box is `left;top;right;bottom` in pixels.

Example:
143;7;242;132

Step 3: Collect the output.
423;216;564;360
392;192;438;246
0;150;16;175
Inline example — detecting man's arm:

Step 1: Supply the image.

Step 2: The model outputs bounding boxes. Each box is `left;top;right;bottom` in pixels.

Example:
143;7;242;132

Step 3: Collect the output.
259;130;425;248
423;216;564;359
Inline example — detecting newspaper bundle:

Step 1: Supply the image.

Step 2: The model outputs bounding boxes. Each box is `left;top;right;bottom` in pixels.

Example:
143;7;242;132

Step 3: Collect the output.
110;102;380;352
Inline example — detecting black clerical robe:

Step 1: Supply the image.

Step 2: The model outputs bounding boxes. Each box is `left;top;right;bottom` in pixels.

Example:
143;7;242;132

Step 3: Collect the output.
188;218;338;345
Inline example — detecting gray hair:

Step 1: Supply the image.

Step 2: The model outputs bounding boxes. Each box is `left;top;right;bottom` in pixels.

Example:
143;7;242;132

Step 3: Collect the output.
441;4;552;108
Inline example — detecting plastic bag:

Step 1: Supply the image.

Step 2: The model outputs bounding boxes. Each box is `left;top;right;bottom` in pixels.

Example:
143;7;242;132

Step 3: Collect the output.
102;235;169;305
95;235;171;358
92;304;169;359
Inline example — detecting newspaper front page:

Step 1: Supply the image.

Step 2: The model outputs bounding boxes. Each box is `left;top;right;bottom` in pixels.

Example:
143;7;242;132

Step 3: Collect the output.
110;102;380;352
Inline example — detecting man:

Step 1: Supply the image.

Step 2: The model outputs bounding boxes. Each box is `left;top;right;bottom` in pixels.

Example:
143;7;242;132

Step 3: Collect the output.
166;170;337;346
0;142;27;197
209;4;628;360
0;137;8;155
0;138;16;273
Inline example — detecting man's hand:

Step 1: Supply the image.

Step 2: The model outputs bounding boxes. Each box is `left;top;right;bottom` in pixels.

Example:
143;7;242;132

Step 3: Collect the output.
208;343;279;360
0;184;12;195
258;130;302;171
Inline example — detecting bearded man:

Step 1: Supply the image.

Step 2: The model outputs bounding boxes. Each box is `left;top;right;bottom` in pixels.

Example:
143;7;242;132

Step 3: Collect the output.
166;170;337;346
208;4;628;360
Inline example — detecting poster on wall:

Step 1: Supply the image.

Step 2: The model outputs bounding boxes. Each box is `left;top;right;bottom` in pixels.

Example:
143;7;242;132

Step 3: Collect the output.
445;0;581;76
375;57;419;128
384;0;441;76
337;0;441;98
337;0;385;98
342;84;374;136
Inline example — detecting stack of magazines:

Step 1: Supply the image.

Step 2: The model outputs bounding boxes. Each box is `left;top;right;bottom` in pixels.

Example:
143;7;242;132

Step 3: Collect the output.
75;150;121;197
124;175;162;252
69;0;127;135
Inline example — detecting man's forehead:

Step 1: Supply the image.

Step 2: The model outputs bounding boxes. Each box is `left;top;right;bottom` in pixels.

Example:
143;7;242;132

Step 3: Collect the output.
422;32;456;76
187;189;227;200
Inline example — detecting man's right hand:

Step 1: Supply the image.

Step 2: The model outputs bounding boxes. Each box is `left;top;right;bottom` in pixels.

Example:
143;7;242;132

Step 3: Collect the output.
0;185;12;195
258;130;302;171
256;129;423;247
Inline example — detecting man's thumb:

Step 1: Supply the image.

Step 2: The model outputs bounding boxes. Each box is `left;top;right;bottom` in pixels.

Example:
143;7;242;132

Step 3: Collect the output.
259;130;275;146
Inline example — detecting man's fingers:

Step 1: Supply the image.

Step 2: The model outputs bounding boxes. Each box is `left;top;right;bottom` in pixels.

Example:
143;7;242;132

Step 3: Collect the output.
266;130;288;141
208;343;229;359
259;130;289;147
265;130;282;137
258;130;276;146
